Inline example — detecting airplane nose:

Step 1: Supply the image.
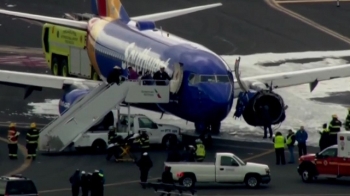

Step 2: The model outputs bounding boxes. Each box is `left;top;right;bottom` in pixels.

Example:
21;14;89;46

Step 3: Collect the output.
198;83;233;121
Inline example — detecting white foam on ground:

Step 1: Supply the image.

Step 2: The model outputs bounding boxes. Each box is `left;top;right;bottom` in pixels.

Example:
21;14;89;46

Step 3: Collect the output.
26;50;350;146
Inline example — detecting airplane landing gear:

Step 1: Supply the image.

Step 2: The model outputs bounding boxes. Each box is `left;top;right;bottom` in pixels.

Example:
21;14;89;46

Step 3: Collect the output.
195;122;221;135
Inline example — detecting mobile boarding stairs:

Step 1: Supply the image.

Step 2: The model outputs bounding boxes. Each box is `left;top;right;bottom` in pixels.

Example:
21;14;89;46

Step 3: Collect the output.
38;80;170;153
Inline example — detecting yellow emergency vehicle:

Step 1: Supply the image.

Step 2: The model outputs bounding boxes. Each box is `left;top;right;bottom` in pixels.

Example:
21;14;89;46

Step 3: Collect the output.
41;23;100;80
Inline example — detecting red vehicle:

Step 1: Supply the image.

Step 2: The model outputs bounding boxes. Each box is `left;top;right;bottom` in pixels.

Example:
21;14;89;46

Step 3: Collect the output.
297;132;350;182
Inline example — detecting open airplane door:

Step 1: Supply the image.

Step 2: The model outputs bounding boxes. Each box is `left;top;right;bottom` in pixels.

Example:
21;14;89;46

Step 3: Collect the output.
169;63;183;94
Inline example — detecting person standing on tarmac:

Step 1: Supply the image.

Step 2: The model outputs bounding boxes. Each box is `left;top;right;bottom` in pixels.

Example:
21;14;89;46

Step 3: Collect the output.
91;170;104;196
106;135;122;161
286;129;296;164
136;152;153;189
108;126;116;144
261;105;273;139
319;123;330;151
80;171;89;196
7;123;19;160
139;130;150;154
273;131;286;165
328;114;342;146
69;169;81;196
295;126;308;157
345;109;350;131
195;139;206;162
26;123;39;160
161;167;174;196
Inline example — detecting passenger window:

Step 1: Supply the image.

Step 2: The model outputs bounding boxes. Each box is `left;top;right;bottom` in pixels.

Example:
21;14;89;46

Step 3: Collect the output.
138;117;157;129
189;74;200;85
6;181;37;194
216;75;230;83
220;156;239;167
320;148;338;157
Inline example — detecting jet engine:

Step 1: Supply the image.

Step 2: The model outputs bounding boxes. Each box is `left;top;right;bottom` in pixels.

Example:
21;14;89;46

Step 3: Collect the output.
234;90;286;126
136;21;156;31
59;87;114;129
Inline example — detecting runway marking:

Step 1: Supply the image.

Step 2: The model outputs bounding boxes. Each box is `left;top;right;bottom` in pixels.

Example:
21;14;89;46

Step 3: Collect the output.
265;0;350;45
0;137;32;176
38;148;274;194
276;0;350;3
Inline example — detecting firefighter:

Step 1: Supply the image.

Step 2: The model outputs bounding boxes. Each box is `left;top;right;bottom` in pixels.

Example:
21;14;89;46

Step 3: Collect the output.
107;126;116;145
80;171;89;196
195;139;206;162
345;108;350;131
7;123;19;159
328;114;342;145
139;130;150;153
273;131;286;165
319;123;330;151
26;122;39;159
69;169;81;196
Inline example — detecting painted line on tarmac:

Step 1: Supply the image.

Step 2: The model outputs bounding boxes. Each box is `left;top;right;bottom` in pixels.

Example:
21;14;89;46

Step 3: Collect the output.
38;148;274;194
265;0;350;45
202;194;350;196
0;137;32;176
275;0;350;3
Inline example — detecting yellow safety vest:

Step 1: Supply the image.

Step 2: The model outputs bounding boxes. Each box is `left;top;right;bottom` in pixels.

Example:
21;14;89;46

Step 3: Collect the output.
322;128;329;133
196;144;206;157
286;134;294;145
274;136;285;148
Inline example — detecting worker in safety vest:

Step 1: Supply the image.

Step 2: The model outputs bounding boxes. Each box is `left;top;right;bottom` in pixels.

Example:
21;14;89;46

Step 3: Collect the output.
319;123;330;151
273;131;286;165
328;114;342;146
7;123;19;159
139;130;150;154
108;126;116;145
26;122;39;159
195;139;206;162
345;108;350;131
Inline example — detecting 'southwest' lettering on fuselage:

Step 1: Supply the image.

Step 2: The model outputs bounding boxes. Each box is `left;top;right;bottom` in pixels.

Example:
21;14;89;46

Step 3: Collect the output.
123;42;171;75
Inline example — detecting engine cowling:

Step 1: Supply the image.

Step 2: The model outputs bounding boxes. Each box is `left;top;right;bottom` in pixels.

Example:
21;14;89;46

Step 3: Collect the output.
234;90;286;126
59;88;114;129
136;21;156;31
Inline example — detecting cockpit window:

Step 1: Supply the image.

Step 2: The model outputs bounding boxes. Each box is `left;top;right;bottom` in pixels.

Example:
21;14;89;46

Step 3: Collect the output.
216;75;230;83
188;74;231;85
200;75;216;82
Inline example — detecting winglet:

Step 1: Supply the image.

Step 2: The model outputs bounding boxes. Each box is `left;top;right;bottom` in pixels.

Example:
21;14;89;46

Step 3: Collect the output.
131;3;223;22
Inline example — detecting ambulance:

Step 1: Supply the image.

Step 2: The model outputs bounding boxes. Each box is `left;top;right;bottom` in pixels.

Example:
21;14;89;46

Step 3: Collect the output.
41;23;99;80
297;132;350;182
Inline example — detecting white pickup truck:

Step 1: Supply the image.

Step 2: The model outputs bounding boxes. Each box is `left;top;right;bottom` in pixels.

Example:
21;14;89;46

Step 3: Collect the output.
164;152;271;188
73;113;183;151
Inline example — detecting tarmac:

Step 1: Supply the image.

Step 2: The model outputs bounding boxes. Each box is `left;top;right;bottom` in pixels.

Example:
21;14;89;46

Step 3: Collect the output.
0;0;349;195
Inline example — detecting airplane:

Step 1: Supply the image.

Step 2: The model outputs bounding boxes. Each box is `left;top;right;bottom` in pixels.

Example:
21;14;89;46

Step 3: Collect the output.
0;0;349;134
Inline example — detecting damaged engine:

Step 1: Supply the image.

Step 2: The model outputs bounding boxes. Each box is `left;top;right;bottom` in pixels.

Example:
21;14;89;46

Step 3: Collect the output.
234;90;286;127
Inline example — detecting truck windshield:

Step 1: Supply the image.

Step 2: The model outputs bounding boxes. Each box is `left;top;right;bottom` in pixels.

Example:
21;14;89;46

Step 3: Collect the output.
234;155;246;165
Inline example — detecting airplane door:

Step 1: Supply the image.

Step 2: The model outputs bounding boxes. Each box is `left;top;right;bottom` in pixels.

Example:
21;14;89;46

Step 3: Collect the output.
169;63;183;94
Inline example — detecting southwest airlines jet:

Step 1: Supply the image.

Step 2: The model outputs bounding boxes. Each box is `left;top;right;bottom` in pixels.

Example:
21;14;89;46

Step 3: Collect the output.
0;0;349;134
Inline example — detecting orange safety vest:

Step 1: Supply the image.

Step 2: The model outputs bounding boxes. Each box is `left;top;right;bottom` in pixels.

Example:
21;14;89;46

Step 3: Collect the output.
7;129;18;144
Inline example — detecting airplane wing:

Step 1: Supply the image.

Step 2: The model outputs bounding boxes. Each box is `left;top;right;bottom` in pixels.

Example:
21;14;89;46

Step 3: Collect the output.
131;3;222;22
0;9;87;29
236;60;350;92
0;70;101;98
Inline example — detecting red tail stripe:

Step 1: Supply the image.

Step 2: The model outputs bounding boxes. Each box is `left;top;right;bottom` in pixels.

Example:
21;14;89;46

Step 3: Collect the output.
98;0;107;16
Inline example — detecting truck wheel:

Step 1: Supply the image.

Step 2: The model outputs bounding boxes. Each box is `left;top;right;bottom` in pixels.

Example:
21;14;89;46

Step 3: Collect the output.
244;174;261;188
301;168;314;183
61;58;69;77
52;57;60;76
179;175;195;188
91;139;107;153
92;70;100;81
162;135;172;149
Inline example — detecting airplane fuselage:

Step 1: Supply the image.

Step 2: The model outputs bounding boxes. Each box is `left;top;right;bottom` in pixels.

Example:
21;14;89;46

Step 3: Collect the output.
66;17;234;132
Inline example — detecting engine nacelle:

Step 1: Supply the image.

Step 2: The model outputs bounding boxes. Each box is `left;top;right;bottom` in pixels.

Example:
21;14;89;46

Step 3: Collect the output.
59;88;114;129
136;21;156;31
234;90;286;127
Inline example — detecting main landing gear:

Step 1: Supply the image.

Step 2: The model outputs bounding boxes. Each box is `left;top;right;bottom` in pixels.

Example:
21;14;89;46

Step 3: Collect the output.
195;122;221;135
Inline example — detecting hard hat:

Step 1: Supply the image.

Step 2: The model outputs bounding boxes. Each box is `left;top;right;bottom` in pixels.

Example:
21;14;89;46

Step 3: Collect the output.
195;139;202;143
81;171;85;174
143;152;148;156
30;123;36;128
9;123;15;128
108;126;114;130
94;170;99;173
332;114;338;118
